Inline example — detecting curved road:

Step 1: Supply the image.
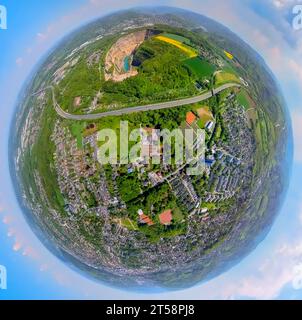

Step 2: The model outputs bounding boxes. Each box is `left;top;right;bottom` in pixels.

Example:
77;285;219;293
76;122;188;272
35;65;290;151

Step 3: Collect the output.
44;83;240;121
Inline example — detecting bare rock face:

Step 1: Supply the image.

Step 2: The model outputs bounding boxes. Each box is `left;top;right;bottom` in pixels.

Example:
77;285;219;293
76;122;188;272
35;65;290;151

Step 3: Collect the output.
104;30;147;82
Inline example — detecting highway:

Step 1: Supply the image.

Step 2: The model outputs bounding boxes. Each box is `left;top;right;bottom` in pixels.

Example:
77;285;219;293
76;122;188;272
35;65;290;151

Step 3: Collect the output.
40;83;241;121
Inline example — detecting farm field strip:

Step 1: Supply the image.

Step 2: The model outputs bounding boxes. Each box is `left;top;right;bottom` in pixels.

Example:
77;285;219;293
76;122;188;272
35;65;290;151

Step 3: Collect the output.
155;35;198;58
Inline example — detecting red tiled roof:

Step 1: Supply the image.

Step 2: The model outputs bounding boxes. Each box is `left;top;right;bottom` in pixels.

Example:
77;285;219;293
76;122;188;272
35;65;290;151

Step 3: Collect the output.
140;213;154;226
186;112;196;125
159;210;173;225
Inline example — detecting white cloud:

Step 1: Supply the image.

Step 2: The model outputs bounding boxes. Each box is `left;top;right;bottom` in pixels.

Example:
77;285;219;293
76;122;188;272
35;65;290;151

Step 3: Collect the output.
186;233;302;300
293;263;302;289
37;32;47;41
272;0;296;9
15;57;24;66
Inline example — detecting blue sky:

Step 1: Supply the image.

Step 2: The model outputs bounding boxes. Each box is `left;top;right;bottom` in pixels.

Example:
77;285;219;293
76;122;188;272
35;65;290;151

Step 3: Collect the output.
1;0;302;300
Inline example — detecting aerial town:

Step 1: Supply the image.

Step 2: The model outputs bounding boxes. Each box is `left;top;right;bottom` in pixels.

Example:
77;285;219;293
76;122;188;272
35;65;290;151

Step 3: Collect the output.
13;10;285;286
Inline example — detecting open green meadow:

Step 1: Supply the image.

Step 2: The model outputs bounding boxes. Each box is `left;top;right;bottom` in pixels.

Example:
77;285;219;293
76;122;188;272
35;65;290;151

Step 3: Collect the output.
237;90;250;110
184;57;216;79
161;33;192;45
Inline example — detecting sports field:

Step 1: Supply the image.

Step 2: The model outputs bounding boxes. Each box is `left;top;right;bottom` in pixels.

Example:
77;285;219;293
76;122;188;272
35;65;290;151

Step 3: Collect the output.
196;106;214;128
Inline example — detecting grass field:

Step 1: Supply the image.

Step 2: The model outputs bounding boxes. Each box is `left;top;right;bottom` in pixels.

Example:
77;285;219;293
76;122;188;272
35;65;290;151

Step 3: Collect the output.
256;195;269;217
201;202;217;210
70;122;85;149
215;71;241;86
121;218;138;231
196;106;214;128
161;33;192;45
155;35;198;58
184;57;216;79
247;108;258;124
172;207;184;222
237;90;250;109
30;99;66;215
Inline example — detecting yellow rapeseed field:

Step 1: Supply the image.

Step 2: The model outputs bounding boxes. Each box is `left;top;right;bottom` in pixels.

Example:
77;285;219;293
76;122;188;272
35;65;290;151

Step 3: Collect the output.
155;35;198;58
224;50;234;60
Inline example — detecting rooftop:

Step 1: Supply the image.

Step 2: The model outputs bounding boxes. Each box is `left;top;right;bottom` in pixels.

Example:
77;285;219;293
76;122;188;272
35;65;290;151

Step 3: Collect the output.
159;209;173;225
138;210;154;226
186;112;196;125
